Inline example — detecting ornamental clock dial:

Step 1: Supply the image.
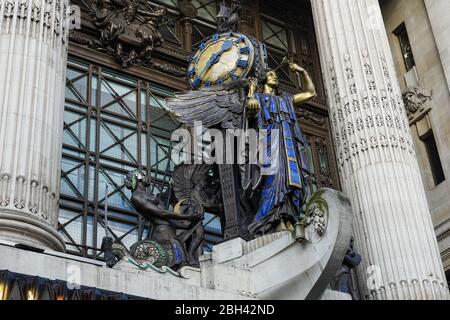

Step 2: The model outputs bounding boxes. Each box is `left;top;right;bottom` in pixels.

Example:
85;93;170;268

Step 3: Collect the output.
188;33;256;89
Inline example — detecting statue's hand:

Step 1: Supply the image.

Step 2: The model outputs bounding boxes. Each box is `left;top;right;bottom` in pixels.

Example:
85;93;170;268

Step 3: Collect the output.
248;77;258;90
246;97;261;119
246;77;260;119
289;63;306;74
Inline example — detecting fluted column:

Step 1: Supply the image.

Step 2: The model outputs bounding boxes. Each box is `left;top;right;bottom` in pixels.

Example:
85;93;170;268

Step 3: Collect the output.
311;0;449;299
0;0;69;251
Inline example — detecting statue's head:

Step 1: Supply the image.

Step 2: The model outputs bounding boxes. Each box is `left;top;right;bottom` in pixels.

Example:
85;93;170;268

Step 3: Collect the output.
265;69;279;89
124;171;151;191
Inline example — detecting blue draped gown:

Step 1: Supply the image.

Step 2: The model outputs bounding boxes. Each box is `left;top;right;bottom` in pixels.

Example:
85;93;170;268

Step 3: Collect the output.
248;93;311;235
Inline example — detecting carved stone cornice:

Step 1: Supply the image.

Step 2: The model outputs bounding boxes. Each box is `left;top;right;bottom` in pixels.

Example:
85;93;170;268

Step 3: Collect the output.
151;60;187;78
299;109;327;127
402;86;433;121
438;229;450;243
154;44;191;62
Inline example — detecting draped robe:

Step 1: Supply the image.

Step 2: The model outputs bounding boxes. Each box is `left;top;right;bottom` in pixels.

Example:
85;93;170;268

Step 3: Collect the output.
248;93;311;235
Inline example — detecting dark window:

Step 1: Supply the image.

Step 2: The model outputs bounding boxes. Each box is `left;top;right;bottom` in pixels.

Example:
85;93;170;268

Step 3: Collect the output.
446;270;450;288
394;23;416;72
421;132;446;186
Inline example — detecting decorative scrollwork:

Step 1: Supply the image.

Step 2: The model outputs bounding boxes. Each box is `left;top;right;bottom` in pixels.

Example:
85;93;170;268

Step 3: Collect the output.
299;109;326;127
296;189;329;243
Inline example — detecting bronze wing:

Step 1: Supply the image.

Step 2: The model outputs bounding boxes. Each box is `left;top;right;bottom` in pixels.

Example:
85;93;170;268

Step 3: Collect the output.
165;81;247;130
171;164;222;213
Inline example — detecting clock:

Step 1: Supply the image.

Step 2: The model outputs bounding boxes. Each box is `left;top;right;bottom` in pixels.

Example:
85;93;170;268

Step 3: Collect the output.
188;33;256;89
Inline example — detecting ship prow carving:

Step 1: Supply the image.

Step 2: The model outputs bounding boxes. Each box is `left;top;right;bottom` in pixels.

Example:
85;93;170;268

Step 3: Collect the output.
199;188;353;300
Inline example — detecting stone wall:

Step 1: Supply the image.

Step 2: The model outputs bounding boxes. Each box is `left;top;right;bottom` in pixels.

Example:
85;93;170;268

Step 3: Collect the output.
380;0;450;273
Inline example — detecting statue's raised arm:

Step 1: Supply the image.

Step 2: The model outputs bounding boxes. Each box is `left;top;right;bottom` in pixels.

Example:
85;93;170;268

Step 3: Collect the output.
289;63;317;107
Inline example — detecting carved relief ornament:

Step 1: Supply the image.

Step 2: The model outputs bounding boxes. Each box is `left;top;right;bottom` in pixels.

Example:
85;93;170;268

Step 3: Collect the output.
88;0;167;67
402;86;433;121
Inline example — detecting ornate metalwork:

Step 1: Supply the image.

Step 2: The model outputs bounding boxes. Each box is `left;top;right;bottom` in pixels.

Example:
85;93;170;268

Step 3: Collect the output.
299;109;326;127
90;0;167;67
217;1;241;33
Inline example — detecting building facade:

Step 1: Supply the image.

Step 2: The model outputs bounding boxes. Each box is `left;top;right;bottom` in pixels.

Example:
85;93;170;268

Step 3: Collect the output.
380;0;450;284
0;0;449;300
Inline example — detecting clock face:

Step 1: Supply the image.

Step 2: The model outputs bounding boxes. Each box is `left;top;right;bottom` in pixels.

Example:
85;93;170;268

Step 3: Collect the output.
188;33;255;89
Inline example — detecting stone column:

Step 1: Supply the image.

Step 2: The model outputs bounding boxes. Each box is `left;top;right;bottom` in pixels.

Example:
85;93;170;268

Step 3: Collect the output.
0;0;69;251
310;0;449;299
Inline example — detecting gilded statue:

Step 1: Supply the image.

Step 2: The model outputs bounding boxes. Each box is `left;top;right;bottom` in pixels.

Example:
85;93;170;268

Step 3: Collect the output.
244;63;317;235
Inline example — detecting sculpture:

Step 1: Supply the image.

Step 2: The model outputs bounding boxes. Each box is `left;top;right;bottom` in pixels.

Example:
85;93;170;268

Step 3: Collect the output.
105;167;220;270
331;238;362;298
91;0;167;67
217;1;241;33
103;3;320;272
245;64;317;235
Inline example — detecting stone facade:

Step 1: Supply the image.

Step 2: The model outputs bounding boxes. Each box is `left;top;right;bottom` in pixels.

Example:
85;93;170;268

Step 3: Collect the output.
380;0;450;275
0;0;449;300
311;0;449;299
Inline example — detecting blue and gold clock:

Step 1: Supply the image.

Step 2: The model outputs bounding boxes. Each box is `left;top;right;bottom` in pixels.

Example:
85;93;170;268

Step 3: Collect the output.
188;33;256;89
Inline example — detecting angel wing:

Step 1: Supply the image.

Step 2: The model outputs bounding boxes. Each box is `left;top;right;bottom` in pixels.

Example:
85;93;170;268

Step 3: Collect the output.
171;164;222;213
166;80;247;129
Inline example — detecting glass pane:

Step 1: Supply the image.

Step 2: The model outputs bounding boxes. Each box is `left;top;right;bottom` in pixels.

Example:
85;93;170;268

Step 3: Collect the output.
121;227;139;249
67;68;84;82
61;158;85;197
63;111;87;149
86;215;94;250
318;147;329;171
88;165;96;202
192;22;216;49
59;209;83;245
98;170;133;210
141;133;148;167
99;122;137;163
305;142;315;174
100;80;137;118
140;90;147;122
91;75;98;107
90;118;97;153
266;51;294;85
66;74;88;103
262;20;288;50
192;0;217;22
203;213;222;234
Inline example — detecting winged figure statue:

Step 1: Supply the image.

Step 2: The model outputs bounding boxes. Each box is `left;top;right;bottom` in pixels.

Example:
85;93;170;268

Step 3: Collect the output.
166;80;248;130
